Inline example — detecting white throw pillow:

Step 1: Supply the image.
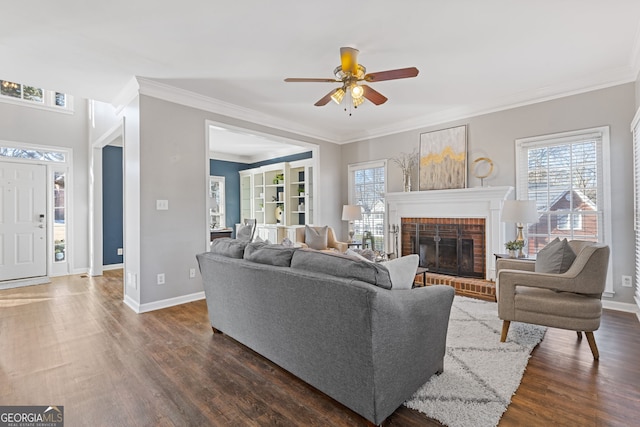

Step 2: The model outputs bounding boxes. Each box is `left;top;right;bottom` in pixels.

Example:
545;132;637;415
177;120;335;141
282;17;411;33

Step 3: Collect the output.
382;254;419;290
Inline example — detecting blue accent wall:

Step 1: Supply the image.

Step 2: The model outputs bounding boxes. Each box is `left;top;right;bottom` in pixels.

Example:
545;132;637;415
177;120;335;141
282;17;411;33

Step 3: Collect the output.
210;151;313;234
103;146;123;265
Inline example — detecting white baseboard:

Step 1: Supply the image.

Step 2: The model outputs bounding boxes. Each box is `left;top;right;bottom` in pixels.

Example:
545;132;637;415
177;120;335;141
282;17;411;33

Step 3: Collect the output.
123;294;141;313
103;263;124;271
0;276;51;290
602;299;639;314
125;291;206;314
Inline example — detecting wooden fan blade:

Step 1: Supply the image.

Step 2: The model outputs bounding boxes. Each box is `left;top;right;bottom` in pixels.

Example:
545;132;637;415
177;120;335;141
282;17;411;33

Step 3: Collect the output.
361;85;388;105
364;67;419;82
314;88;339;106
340;47;359;74
284;78;340;83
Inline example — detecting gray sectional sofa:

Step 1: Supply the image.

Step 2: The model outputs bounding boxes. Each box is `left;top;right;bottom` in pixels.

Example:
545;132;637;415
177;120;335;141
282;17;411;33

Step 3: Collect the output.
196;240;455;425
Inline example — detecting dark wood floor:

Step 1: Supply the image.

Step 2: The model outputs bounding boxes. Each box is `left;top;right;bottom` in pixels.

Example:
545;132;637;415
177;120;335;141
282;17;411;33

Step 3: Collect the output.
1;270;639;426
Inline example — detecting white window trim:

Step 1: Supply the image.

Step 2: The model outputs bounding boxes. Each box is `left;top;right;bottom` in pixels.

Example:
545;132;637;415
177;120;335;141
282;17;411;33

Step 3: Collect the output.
631;108;640;313
515;126;613;296
347;159;388;251
0;89;74;114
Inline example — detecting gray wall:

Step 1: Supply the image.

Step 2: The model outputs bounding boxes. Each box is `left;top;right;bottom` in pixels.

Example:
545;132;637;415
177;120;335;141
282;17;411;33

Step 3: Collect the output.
132;95;341;306
341;83;636;305
0;100;89;273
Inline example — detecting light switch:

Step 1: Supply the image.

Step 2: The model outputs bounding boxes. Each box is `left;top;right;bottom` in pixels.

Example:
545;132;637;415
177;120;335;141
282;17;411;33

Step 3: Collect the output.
156;199;169;210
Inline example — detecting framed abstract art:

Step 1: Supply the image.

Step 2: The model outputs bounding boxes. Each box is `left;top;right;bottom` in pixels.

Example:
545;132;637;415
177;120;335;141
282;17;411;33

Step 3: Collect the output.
419;125;467;190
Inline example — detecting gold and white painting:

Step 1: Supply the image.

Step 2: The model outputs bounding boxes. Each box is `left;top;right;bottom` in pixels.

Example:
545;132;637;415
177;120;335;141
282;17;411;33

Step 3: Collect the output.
419;125;467;190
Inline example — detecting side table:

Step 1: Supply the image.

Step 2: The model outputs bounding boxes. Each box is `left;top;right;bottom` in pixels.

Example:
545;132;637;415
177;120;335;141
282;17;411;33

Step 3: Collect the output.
414;266;429;287
494;253;536;262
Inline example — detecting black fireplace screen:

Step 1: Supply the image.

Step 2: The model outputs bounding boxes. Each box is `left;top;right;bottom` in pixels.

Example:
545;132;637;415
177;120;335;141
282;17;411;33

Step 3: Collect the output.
403;222;485;278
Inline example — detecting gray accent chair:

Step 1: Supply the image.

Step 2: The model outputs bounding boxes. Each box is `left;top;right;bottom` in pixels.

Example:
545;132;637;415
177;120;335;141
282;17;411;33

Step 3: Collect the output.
496;240;610;360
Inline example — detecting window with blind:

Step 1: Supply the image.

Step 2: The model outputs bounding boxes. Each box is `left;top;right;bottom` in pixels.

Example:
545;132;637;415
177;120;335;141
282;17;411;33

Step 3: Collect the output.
632;113;640;308
515;127;611;255
348;160;387;252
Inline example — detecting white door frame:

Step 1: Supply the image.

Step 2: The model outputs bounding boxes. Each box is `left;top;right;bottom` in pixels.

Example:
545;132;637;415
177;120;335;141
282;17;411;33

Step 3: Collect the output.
89;119;125;277
0;140;73;287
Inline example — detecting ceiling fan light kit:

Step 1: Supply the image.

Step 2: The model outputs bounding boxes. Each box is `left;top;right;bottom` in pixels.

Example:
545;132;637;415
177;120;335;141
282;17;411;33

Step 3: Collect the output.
284;47;419;113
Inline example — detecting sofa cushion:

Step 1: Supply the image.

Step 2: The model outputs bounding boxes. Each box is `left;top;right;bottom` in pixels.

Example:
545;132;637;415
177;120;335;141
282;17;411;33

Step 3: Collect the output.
291;249;392;289
244;241;298;267
209;238;247;259
380;255;419;290
535;237;576;274
345;248;372;262
305;225;329;250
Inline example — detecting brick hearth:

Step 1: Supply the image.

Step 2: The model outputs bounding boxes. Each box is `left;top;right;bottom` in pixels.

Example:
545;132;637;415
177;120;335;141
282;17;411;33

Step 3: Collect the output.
415;272;496;302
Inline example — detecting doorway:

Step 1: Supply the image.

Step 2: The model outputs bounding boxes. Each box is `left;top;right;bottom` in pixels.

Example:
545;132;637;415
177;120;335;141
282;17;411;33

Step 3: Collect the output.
89;119;125;277
0;162;47;281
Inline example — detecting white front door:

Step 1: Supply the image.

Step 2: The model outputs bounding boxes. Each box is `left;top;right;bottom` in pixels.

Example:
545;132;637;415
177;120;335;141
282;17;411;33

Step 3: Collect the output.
0;162;47;281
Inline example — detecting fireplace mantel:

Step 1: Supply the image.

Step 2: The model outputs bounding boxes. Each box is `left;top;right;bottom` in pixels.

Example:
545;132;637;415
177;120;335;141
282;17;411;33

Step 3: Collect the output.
385;186;514;280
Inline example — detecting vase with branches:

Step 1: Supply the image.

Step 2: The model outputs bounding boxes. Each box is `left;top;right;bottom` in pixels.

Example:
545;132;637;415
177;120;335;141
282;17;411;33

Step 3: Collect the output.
391;149;418;192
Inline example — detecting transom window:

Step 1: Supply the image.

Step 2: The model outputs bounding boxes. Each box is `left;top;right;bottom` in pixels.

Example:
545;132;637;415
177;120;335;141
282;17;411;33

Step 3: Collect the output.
1;79;72;112
0;146;66;162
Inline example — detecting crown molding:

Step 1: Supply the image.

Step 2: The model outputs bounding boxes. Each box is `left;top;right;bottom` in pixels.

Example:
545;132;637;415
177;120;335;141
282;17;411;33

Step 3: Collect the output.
112;77;140;115
134;77;342;144
111;68;637;146
339;66;637;144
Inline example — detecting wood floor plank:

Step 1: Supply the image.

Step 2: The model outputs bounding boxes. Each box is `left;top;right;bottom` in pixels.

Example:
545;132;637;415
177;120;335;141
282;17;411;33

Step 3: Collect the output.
1;270;639;426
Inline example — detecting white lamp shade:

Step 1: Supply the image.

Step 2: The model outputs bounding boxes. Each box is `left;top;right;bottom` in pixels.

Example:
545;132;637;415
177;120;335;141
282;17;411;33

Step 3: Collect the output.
342;204;363;221
501;200;538;223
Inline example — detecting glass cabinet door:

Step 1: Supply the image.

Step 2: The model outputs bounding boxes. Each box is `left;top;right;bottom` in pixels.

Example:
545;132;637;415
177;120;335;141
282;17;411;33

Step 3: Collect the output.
209;176;225;229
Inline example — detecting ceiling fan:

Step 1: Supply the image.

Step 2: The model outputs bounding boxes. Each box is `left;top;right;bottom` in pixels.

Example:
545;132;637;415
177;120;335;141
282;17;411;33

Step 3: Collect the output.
284;47;419;108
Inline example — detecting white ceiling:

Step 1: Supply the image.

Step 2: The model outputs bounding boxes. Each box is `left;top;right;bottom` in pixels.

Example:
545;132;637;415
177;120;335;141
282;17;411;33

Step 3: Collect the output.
3;1;640;144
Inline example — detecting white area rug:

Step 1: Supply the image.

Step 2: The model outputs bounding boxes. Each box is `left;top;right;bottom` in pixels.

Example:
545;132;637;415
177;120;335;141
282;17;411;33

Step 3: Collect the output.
404;296;546;427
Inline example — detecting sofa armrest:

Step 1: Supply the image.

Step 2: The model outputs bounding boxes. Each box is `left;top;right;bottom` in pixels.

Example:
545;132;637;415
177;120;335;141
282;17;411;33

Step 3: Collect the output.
370;285;455;422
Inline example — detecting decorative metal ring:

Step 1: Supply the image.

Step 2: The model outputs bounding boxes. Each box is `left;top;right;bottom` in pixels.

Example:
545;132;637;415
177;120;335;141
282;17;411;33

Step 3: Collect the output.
471;157;494;179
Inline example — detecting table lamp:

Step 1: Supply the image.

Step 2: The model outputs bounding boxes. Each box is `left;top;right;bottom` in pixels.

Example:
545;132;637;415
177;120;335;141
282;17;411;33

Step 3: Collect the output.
501;200;538;257
342;205;362;242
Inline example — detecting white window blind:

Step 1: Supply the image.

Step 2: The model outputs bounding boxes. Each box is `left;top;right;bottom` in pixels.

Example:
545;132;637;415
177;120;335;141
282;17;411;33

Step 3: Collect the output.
632;112;640;308
348;160;387;251
515;127;610;255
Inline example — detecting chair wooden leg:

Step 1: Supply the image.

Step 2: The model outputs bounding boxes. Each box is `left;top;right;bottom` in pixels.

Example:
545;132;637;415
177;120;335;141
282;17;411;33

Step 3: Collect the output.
576;331;583;340
500;321;510;342
585;331;599;360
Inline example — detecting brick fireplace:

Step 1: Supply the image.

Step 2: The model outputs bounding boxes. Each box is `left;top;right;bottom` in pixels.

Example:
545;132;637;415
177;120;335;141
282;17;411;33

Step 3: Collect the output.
385;186;513;281
401;217;486;278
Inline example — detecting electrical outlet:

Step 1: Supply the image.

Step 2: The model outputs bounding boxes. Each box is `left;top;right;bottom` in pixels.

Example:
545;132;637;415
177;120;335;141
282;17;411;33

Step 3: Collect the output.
157;273;165;285
189;268;196;279
156;199;169;210
117;248;123;256
622;275;633;288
